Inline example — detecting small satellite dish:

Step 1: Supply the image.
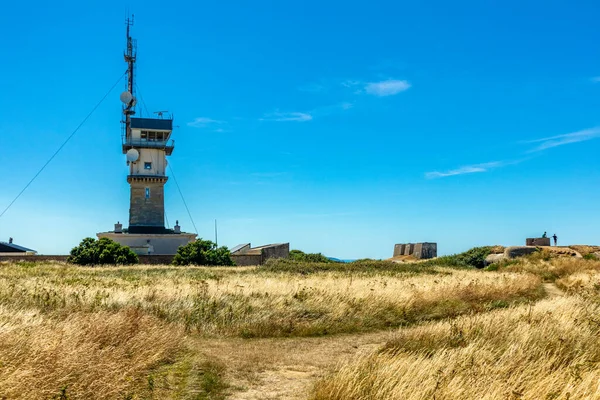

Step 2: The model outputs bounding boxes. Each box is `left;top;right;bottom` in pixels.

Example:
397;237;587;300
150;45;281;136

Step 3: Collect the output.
126;148;139;162
120;91;133;104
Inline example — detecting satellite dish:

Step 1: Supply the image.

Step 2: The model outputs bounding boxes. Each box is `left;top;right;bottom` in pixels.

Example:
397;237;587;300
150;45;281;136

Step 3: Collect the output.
126;148;139;162
120;91;133;104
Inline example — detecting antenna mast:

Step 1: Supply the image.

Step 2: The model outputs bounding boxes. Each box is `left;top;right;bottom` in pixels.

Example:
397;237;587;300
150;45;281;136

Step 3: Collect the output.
123;14;136;140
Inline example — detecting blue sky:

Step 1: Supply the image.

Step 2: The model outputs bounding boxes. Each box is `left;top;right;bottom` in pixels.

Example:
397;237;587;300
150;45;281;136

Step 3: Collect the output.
1;0;599;258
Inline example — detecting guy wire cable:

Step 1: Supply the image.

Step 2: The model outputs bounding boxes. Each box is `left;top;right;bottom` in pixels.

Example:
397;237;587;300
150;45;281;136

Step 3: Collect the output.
0;71;127;220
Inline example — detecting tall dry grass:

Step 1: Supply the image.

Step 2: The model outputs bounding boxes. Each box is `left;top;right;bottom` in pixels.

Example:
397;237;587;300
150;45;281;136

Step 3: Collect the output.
0;260;550;399
311;296;600;400
556;270;600;294
0;264;542;337
0;307;182;399
500;254;600;281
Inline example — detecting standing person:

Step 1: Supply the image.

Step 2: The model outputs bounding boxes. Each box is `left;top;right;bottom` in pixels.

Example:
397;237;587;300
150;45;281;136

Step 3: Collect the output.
553;234;558;246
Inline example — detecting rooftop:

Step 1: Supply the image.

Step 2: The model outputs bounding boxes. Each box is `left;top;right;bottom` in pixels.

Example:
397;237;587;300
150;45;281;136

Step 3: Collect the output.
0;241;36;253
130;117;173;131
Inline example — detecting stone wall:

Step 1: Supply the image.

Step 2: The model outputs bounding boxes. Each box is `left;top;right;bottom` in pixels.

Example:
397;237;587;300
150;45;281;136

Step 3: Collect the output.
0;255;175;265
393;242;437;259
138;254;174;265
129;180;165;227
0;255;68;263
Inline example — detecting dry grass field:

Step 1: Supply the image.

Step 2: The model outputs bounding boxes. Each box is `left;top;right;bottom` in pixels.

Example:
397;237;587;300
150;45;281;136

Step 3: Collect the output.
0;255;598;399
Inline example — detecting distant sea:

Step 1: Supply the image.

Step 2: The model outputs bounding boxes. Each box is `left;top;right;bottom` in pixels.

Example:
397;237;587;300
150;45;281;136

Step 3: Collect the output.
328;258;356;263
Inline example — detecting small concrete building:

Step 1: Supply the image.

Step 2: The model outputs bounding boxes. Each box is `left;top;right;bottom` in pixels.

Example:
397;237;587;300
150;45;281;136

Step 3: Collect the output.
230;243;290;266
526;238;550;246
0;238;37;255
393;242;437;259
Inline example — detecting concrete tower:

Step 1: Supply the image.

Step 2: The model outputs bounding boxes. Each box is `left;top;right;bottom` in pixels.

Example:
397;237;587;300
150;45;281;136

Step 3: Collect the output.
97;16;196;255
124;117;173;233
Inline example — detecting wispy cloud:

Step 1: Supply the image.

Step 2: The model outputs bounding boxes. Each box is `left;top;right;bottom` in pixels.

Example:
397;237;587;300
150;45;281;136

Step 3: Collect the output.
310;102;354;117
591;77;600;83
260;111;313;122
187;117;223;128
524;127;600;152
364;79;411;96
426;161;511;179
261;102;352;122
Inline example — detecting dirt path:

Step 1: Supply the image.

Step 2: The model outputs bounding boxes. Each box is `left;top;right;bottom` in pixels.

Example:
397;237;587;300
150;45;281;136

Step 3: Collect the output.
194;330;395;399
192;283;567;399
543;282;565;298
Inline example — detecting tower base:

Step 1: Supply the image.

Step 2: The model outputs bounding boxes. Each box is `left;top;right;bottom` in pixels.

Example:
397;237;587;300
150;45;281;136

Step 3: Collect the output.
97;232;197;255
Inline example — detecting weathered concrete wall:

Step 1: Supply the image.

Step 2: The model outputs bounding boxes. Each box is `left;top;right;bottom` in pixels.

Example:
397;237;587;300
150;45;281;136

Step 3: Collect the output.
393;242;437;259
505;246;539;258
97;232;196;255
261;243;290;261
413;243;437;259
231;254;262;266
393;244;406;257
526;238;551;246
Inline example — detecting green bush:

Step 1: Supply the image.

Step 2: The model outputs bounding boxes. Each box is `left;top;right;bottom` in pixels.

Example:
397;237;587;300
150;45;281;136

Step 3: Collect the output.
288;249;334;263
68;237;138;265
425;246;494;269
260;258;438;275
173;239;235;266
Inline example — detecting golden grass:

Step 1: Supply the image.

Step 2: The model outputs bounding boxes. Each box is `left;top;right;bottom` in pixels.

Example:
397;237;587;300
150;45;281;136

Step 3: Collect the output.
0;307;182;399
0;260;556;399
501;256;600;281
556;271;600;293
0;264;542;337
311;296;600;400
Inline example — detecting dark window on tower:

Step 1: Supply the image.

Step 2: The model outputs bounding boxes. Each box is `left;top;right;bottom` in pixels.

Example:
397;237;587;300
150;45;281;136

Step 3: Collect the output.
144;162;152;170
145;188;150;199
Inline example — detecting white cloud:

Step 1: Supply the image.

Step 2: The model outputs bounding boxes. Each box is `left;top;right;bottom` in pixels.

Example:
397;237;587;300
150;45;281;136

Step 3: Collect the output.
261;112;313;122
187;117;223;128
525;127;600;152
365;79;411;96
425;161;505;179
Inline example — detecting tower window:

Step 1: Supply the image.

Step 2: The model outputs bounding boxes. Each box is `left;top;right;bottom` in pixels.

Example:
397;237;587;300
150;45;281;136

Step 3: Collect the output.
144;162;152;170
145;188;150;199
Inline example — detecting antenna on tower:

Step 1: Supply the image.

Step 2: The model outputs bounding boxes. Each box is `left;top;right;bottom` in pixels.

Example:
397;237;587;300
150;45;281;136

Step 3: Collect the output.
122;14;137;141
154;110;169;119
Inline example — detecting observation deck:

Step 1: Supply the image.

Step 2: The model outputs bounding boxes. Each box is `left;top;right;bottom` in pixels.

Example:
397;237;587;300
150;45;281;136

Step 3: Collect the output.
122;117;175;154
122;139;174;155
